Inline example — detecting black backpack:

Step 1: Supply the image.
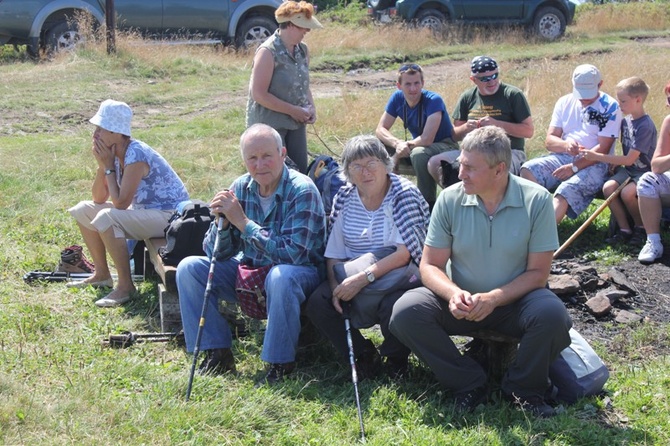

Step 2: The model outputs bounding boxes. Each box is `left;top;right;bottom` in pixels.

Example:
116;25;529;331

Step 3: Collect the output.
159;200;213;266
307;155;347;215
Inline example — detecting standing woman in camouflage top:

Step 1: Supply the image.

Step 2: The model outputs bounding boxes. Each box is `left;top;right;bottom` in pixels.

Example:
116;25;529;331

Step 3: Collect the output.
246;1;323;174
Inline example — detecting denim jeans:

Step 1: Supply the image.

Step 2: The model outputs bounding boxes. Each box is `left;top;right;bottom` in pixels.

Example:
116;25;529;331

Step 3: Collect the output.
177;255;321;364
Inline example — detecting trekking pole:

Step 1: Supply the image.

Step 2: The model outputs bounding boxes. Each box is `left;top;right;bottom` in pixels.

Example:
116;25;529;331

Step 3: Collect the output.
554;177;630;259
186;216;225;401
341;301;366;442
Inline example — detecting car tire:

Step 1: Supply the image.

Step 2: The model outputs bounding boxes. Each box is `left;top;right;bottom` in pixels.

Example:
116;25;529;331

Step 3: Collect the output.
532;6;566;40
235;15;277;50
369;0;394;11
415;9;447;33
45;20;82;54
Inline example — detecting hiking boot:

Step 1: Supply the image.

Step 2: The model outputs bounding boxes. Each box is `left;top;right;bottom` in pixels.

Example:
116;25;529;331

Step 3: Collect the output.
638;240;663;264
453;385;488;413
384;356;409;381
505;393;556;418
256;362;296;386
198;348;236;376
605;230;631;244
629;227;647;247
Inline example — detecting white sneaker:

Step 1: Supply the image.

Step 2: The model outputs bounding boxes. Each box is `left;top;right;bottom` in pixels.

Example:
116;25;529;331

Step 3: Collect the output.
638;240;663;264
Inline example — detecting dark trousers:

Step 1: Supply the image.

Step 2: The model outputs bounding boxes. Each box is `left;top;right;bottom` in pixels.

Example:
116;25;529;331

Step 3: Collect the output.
389;287;572;397
305;281;410;361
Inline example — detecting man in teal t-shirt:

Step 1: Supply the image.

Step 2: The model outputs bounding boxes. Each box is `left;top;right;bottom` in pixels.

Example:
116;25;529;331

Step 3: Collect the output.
390;127;571;418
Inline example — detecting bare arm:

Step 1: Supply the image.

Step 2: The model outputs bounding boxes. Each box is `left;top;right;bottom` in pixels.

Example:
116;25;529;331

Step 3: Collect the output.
330;244;412;313
479;115;534;139
651;115;670;174
375;111;402;150
579;147;641;166
462;251;553;322
407;111;442;148
111;162;148;209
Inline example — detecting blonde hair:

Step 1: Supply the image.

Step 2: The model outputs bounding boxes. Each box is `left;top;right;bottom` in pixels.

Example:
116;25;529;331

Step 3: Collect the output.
616;76;650;101
276;1;315;27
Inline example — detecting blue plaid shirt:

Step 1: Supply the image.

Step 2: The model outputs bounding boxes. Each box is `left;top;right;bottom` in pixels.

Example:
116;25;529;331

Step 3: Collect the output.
204;166;326;272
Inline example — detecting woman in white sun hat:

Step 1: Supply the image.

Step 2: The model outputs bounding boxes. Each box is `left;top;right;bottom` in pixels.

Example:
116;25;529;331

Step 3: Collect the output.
246;0;323;174
68;99;189;307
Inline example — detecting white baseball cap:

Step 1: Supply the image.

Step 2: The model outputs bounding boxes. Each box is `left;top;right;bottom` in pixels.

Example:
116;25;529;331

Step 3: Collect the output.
572;64;601;100
89;99;132;136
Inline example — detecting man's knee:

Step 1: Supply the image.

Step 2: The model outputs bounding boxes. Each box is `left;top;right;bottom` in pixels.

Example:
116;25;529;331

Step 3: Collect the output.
389;288;430;336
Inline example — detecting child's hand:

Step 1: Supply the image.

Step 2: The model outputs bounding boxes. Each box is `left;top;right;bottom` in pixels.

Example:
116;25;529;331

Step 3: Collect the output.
579;147;596;161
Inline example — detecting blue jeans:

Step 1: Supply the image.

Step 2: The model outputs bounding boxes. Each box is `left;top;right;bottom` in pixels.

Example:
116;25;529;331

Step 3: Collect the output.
176;255;321;364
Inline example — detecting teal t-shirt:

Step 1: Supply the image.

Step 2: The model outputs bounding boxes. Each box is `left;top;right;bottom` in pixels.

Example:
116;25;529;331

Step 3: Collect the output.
426;174;558;293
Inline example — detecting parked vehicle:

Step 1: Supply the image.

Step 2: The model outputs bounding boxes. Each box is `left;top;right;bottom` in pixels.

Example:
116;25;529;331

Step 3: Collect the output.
0;0;282;57
368;0;578;40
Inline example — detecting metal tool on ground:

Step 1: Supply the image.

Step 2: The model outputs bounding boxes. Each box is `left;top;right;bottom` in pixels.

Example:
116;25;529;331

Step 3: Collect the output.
186;216;225;401
102;330;184;348
23;271;144;284
553;177;631;259
342;301;366;442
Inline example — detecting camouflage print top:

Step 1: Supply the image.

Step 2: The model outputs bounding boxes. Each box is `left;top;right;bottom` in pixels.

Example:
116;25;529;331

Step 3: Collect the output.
246;30;310;131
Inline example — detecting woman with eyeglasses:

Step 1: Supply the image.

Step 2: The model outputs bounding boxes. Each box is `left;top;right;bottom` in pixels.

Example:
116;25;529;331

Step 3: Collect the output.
246;1;322;174
635;80;670;264
305;135;430;381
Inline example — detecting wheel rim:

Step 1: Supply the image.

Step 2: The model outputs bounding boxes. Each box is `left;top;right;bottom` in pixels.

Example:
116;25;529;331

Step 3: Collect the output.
243;26;272;48
56;30;81;51
419;17;443;32
537;15;561;39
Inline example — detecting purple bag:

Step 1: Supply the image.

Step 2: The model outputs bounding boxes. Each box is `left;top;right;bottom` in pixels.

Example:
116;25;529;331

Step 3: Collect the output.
235;264;273;319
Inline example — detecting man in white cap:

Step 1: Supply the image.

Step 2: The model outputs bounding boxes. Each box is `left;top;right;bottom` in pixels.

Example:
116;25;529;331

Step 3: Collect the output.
520;64;623;223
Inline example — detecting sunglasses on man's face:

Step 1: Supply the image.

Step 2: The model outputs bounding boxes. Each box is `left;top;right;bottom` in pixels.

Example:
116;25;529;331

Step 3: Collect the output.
399;64;422;73
475;72;499;83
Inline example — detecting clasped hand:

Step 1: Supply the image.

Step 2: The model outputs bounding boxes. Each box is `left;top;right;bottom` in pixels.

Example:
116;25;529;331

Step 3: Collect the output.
449;291;495;322
210;189;245;228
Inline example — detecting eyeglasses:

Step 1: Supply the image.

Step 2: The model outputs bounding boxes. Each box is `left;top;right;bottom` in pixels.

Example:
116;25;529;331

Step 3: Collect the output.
349;159;383;174
399;64;422;73
475;72;499;83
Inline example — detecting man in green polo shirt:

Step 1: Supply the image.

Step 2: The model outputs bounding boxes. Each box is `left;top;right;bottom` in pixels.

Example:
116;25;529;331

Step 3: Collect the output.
390;126;572;418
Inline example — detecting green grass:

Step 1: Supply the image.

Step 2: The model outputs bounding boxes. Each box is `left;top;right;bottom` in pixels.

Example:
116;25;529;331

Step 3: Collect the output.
1;5;670;444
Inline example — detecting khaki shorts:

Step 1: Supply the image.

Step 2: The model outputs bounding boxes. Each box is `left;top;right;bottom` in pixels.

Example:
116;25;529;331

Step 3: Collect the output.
68;201;173;240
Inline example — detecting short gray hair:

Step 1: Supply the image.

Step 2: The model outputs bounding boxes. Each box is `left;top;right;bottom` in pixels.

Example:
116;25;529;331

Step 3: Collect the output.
239;123;283;156
340;135;393;182
460;126;511;169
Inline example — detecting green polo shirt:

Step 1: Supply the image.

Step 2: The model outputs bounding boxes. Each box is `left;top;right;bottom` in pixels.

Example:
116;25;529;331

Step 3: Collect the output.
426;174;558;294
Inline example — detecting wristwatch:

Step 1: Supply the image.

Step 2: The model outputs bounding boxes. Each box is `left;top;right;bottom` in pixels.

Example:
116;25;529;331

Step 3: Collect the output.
364;269;375;283
104;168;116;175
571;164;579;174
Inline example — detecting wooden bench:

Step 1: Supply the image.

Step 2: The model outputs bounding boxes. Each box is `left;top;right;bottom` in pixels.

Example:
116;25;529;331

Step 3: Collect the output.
143;238;182;333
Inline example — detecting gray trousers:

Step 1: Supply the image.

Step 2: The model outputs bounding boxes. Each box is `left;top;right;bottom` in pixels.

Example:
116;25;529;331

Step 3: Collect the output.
389;287;572;397
305;281;410;361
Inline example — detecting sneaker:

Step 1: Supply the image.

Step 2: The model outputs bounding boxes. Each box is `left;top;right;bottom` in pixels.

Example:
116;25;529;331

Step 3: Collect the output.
256;362;295;386
629;227;647;247
453;385;488;413
605;230;632;244
638;240;663;264
383;356;409;381
198;348;236;375
505;393;556;418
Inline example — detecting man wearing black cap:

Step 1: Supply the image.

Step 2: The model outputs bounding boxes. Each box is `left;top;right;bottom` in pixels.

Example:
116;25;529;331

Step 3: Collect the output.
427;56;533;186
520;64;623;223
